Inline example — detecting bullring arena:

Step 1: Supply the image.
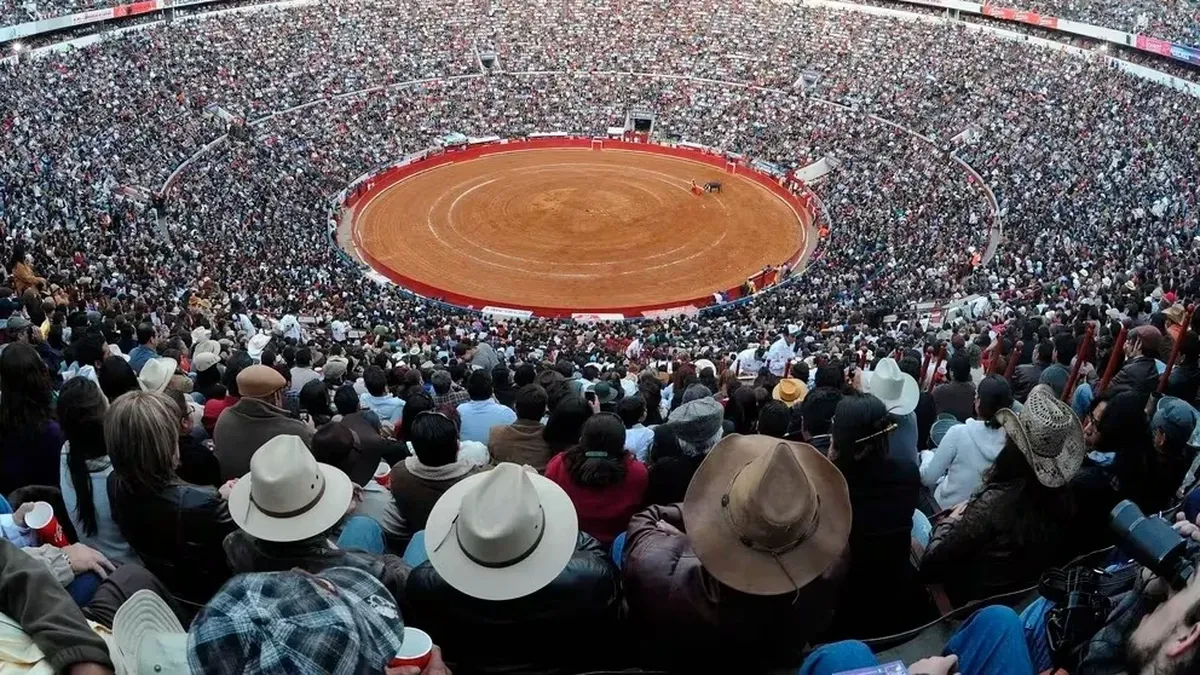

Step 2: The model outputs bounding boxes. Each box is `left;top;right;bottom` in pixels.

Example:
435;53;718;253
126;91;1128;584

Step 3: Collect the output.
344;139;814;317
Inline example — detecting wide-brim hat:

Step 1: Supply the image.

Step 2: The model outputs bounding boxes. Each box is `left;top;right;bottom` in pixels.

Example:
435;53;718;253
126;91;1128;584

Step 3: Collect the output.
693;358;717;375
139;357;178;393
111;590;188;675
995;384;1085;488
192;352;220;373
772;378;808;405
683;435;850;595
863;358;919;416
229;435;353;542
426;463;578;602
246;333;271;359
1163;304;1187;326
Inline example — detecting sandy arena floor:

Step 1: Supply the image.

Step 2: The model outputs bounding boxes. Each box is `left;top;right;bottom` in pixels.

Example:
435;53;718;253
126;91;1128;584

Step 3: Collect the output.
354;147;806;312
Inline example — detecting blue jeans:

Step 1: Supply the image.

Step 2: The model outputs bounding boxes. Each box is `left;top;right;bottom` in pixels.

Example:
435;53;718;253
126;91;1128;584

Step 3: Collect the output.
67;572;102;606
1020;597;1055;673
336;516;385;555
798;605;1033;675
403;531;428;567
611;531;627;569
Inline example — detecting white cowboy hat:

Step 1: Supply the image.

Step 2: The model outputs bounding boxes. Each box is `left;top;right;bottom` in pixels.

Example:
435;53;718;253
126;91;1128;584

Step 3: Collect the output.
246;333;271;361
693;358;717;375
863;357;919;416
229;435;353;542
425;463;578;602
110;590;188;675
995;385;1085;488
190;326;212;345
138;357;177;393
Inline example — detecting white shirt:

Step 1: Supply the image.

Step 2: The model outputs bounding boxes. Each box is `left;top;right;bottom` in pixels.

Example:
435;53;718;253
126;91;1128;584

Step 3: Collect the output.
626;425;655;462
278;314;303;342
735;347;765;377
765;336;797;377
331;319;348;343
235;313;257;338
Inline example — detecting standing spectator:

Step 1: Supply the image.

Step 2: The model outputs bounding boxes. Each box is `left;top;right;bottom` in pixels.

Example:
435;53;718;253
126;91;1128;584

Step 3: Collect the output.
920;375;1013;510
932;353;976;423
107;390;238;606
921;385;1084;606
213;365;314;481
58;377;141;567
0;343;62;497
359;365;404;429
545;413;647;545
487;384;553;470
456;369;516;445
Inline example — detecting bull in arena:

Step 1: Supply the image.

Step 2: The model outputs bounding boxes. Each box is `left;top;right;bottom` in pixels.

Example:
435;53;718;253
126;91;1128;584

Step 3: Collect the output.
704;181;723;193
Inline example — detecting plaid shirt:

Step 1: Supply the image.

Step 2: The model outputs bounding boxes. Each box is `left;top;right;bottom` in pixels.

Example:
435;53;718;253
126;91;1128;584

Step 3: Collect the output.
433;386;470;409
188;567;404;674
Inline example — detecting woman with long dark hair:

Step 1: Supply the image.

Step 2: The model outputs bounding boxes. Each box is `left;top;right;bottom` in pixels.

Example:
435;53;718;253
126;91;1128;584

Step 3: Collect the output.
724;386;759;435
58;378;140;565
0;343;62;496
299;379;335;427
543;394;594;454
825;392;936;638
545;413;648;545
97;356;140;403
922;385;1083;606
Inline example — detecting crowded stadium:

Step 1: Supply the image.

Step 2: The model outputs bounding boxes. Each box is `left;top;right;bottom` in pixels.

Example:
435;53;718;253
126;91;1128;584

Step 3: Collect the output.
0;0;1199;672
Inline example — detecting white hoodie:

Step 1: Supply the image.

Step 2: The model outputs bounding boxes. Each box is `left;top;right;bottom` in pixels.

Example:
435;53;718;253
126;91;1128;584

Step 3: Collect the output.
919;419;1007;510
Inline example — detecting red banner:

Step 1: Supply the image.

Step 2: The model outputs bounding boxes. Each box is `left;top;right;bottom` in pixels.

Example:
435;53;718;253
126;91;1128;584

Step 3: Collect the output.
1135;34;1173;56
112;0;159;17
981;4;1059;29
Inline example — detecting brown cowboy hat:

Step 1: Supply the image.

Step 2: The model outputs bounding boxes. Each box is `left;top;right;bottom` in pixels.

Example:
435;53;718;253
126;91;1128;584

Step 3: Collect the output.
683;435;851;596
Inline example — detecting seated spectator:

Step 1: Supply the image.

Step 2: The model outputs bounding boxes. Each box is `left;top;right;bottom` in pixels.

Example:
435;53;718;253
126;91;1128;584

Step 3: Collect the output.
334;383;405;466
213;364;314;481
128;322;157;374
487;383;554;470
1013;340;1052;403
98;355;140;403
405;463;619;674
58;377;141;566
800;386;841;453
1149;396;1197;500
311;423;408;552
288;346;320;394
919;375;1013;510
299;378;336;427
137;356;176;394
645;393;725;505
546;413;648;545
899;355;936;450
623;434;849;669
221;435;408;604
922;385;1084;607
492;364;518;409
359;365;404;429
932;353;976;422
390;410;489;534
725;385;760;435
863;357;920;466
166;389;222;488
1038;332;1077;399
201;351;251;436
0;342;63;497
430;368;469;408
107;390;238;605
543;394;594;455
1111;325;1163;395
617;395;654;461
456;369;517;445
756;399;792;439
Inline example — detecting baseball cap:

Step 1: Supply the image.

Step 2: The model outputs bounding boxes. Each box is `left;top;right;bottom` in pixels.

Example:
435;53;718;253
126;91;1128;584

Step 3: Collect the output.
1152;396;1198;449
187;566;405;674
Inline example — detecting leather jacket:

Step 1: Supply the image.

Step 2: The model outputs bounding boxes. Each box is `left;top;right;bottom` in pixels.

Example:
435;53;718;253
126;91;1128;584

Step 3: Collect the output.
1110;356;1161;396
623;504;845;671
223;530;409;605
404;532;620;675
107;475;237;605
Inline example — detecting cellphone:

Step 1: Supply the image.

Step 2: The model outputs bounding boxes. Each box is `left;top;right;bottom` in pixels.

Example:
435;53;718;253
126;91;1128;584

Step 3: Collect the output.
585;391;597;404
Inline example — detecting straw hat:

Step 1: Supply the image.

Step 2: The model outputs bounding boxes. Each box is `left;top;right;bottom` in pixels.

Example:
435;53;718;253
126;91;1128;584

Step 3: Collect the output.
228;435;353;542
138;357;177;393
683;435;850;595
772;378;808;405
995;384;1085;488
863;358;918;416
425;463;578;601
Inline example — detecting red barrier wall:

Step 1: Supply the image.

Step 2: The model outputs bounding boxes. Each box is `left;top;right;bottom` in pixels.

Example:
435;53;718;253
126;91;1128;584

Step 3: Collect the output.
346;137;814;318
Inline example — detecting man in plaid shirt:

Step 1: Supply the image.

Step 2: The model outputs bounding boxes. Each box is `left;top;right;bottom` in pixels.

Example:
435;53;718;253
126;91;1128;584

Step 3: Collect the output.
431;369;469;408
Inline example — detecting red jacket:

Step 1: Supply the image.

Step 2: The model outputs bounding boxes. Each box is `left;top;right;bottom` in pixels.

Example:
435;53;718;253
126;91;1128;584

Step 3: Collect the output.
545;453;648;545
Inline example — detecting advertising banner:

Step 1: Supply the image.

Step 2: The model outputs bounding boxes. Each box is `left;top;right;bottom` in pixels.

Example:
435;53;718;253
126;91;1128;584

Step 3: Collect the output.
482;306;534;320
981;4;1058;29
1136;34;1200;65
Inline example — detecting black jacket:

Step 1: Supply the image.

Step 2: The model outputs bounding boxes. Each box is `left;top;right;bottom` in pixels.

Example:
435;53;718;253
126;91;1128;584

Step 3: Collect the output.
1012;362;1048;402
404;532;620;675
223;530;409;605
1110;356;1161;396
107;476;237;605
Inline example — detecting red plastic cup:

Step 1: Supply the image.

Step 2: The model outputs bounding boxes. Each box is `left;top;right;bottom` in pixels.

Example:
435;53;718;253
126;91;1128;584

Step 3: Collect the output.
26;501;68;548
389;626;432;670
373;461;392;489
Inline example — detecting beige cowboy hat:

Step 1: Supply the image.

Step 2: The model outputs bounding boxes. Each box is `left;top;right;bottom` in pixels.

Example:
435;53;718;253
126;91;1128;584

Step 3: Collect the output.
683;435;851;596
772;378;808;405
138;357;177;393
863;357;919;416
995;384;1085;488
425;463;578;602
110;590;188;675
229;435;354;542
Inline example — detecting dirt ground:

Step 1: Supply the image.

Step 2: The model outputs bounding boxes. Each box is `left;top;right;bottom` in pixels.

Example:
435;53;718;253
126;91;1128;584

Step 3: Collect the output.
353;148;806;312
